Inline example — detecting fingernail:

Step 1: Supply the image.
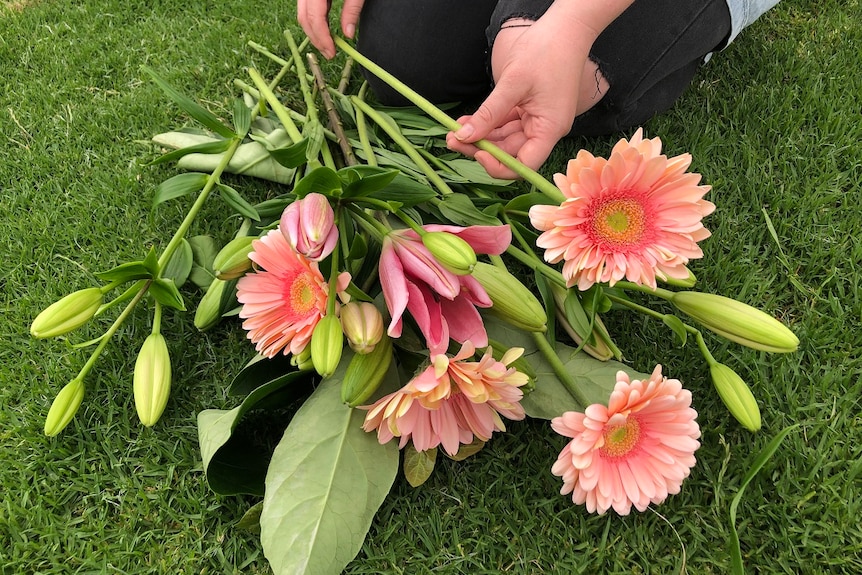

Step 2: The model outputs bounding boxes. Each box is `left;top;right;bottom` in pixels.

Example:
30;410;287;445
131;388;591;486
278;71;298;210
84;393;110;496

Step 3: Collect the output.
345;24;356;38
454;124;474;141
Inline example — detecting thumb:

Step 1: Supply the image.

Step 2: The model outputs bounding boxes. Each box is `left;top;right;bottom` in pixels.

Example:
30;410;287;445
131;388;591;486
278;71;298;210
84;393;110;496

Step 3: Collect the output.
453;81;522;143
341;0;365;38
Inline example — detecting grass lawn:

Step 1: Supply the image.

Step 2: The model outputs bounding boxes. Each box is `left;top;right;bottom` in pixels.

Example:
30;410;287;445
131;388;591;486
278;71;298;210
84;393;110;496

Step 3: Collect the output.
1;0;860;573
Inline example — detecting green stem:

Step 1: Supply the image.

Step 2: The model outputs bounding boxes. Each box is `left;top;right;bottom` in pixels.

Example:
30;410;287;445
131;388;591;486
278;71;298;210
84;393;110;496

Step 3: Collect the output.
247;68;304;142
347;204;389;241
152;301;163;335
350;96;454;196
505;245;567;288
531;332;587;410
325;224;341;316
76;281;151;382
334;36;565;203
354;86;377;167
614;280;676;301
284;29;319;126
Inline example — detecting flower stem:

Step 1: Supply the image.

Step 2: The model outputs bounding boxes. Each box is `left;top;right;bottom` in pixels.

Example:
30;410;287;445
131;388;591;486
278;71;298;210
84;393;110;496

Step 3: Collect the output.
350;96;453;196
247;68;304;142
334;36;565;203
614;280;676;301
531;332;587;410
347;204;389;241
505;245;567;288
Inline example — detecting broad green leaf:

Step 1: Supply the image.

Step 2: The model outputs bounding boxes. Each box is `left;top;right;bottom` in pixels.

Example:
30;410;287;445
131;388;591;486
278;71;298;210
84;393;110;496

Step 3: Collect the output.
153;172;209;206
729;425;798;575
232;98;252;136
217;183;260;221
437;193;502;226
197;371;317;496
236;501;263;533
292;166;342;198
161;238;193;288
143;65;237;138
266;139;310;169
662;314;688;346
366;173;437;207
339;166;400;198
446;438;485;462
149;139;233;166
534;272;556;348
484;316;646;419
149;278;185;311
505;192;558;214
94;260;153;283
260;378;399;575
229;353;296;396
143;246;160;277
440;158;516;186
404;445;436;488
304;121;325;162
254;197;294;219
188;235;219;289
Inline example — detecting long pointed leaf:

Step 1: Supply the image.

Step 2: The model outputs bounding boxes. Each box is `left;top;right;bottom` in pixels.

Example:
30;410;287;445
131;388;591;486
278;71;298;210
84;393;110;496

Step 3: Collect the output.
153;172;209;206
260;378;399;575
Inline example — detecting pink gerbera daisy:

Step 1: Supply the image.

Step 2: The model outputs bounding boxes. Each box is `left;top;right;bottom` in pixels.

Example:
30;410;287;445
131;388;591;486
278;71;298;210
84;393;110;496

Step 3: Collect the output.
551;365;701;515
529;128;714;290
236;228;350;358
361;342;529;456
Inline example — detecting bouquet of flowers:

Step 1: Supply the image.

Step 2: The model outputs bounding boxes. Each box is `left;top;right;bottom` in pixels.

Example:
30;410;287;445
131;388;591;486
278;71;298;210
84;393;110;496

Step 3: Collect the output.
30;31;799;575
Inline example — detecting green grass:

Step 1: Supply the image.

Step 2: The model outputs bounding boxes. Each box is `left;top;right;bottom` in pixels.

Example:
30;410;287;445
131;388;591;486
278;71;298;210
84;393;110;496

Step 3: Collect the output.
2;0;861;573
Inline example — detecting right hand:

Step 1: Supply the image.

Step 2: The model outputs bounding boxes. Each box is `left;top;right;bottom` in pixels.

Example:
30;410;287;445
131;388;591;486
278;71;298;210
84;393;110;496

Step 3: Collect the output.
297;0;366;59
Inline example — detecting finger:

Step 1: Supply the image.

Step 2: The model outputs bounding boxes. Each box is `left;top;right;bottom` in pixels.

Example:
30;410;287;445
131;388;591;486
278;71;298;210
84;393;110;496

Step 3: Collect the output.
452;81;524;143
513;137;556;173
298;0;336;58
445;132;479;158
340;0;365;38
474;151;520;180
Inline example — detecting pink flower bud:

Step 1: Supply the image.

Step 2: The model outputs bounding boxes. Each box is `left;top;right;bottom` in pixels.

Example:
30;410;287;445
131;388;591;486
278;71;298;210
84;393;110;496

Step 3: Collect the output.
280;193;338;261
340;302;384;354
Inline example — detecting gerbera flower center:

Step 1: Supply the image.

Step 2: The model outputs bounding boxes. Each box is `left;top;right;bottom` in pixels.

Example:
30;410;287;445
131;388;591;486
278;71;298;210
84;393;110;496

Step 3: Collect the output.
590;197;647;248
284;270;323;318
600;416;641;458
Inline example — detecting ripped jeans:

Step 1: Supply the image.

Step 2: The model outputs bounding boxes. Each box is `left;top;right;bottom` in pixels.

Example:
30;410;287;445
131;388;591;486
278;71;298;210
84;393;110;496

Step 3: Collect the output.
355;0;731;136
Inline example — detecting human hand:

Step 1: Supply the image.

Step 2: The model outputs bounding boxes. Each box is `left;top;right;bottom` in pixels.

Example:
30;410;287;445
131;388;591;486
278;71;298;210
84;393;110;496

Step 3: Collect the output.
297;0;365;59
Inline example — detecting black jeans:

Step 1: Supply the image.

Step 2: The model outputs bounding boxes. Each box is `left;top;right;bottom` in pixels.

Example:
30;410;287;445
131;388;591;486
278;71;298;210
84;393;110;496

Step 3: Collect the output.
356;0;731;136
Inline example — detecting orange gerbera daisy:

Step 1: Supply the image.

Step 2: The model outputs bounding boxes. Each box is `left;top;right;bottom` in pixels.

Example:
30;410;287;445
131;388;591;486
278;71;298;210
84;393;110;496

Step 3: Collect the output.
361;342;528;456
529;128;714;290
236;228;350;358
551;365;701;515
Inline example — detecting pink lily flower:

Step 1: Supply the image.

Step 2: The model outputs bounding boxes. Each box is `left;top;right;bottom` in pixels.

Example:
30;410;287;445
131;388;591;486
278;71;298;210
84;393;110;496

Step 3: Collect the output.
280;193;338;261
379;224;511;355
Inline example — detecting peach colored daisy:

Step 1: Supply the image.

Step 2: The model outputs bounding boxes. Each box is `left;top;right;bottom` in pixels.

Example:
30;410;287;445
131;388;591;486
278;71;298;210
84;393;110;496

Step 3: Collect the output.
529;128;714;290
551;365;700;515
236;228;350;358
361;342;529;456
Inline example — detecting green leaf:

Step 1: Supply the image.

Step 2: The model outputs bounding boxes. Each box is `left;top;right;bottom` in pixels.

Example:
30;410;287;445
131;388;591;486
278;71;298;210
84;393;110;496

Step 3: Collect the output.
439;158;515;186
404;445;436;487
303;121;325;162
198;371;317;496
95;260;153;283
484;316;646;419
149;139;233;166
254;197;294;219
232;98;252;136
161;238;194;288
150;278;185;311
534;272;556;348
236;501;263;533
292;166;342;198
229;353;299;397
339;166;400;198
143;246;160;277
437;193;502;226
266;139;310;169
142;65;237;138
505;192;557;214
729;425;798;575
260;378;399;575
662;314;688;346
188;235;219;289
217;183;260;221
445;438;485;462
153;172;209;206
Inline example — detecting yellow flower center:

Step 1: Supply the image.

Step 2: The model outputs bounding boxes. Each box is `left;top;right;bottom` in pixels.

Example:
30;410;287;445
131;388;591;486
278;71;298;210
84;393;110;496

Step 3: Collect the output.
600;416;641;458
591;197;646;248
285;271;323;317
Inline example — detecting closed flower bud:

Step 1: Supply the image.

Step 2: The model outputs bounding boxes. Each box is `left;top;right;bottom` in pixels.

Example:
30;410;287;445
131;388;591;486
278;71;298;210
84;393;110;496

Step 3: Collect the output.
194;279;228;331
31;287;103;339
291;345;315;371
310;314;343;378
44;377;85;437
340;302;384;354
281;193;338;261
671;291;799;353
134;333;172;427
659;267;697;288
341;335;393;407
212;236;256;280
421;231;477;275
471;262;546;332
710;363;761;431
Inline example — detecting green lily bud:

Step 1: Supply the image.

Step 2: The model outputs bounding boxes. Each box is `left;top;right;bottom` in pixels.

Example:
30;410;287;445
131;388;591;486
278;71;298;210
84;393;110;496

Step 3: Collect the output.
194;279;228;331
310;314;343;378
44;378;85;437
671;291;799;352
291;345;315;371
422;231;477;275
659;267;697;288
340;302;384;354
710;363;761;431
31;287;103;339
133;333;172;427
341;335;393;407
471;262;546;332
212;236;256;280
